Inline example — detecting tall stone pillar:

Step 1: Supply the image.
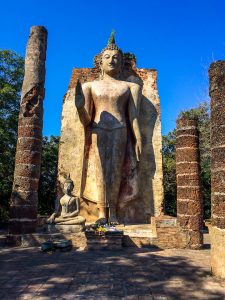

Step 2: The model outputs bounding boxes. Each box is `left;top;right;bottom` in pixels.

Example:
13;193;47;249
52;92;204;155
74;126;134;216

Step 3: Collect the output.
176;118;203;249
9;26;47;234
209;61;225;278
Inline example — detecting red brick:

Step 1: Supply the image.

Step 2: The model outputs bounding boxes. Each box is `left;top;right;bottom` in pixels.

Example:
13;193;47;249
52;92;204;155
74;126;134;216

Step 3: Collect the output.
15;150;41;165
177;174;200;187
176;148;199;163
176;135;198;148
177;187;201;200
14;176;39;191
176;162;200;174
18;125;42;139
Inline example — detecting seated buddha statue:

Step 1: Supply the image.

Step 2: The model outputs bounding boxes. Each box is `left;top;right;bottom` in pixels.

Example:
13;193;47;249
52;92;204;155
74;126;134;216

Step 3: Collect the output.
47;175;85;225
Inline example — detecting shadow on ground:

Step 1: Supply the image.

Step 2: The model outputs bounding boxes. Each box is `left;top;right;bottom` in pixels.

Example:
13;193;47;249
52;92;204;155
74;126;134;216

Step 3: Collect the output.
0;247;224;299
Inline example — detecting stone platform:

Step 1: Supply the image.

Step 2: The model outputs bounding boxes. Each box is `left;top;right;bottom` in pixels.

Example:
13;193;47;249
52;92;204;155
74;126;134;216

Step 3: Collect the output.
2;224;156;249
45;223;85;234
3;216;202;250
118;216;192;249
85;230;124;250
4;223;156;248
117;224;156;248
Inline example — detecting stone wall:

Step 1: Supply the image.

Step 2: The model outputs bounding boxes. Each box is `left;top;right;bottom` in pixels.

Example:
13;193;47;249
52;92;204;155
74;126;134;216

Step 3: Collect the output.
176;118;203;249
151;216;191;249
209;61;225;278
57;63;164;224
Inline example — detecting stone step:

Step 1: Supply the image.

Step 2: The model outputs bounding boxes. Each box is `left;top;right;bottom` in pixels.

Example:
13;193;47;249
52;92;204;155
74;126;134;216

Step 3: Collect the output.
117;224;155;238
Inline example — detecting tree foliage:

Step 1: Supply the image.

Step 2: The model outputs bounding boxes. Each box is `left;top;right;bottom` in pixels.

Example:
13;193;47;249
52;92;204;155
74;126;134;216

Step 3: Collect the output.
162;130;177;216
163;102;211;218
38;136;59;215
0;50;24;221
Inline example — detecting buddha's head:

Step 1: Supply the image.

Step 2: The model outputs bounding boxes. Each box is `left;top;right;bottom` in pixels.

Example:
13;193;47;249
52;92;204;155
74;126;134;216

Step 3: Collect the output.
101;49;122;76
95;31;123;78
63;174;74;195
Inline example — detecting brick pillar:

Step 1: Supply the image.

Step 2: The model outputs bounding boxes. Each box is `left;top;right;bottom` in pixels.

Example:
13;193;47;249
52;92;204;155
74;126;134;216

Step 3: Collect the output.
176;118;203;249
209;61;225;278
9;26;47;234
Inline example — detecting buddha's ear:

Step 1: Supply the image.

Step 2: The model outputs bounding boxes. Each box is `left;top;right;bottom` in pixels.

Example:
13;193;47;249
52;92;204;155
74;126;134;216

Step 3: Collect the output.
100;64;104;79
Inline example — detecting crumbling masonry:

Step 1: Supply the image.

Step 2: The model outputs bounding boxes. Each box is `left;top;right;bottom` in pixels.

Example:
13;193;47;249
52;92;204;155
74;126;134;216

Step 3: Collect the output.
176;118;203;249
9;26;47;234
209;61;225;278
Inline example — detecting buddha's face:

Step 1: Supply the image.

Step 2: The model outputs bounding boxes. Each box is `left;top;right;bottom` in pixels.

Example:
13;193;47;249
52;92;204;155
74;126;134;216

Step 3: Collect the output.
101;49;122;76
63;182;73;194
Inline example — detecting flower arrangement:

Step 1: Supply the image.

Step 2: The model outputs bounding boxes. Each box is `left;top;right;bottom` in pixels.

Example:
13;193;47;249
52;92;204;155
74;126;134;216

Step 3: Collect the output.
85;222;120;237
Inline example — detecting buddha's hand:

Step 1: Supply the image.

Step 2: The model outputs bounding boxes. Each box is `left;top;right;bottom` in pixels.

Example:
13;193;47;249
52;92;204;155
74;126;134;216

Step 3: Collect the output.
135;138;142;162
75;79;85;109
47;213;56;224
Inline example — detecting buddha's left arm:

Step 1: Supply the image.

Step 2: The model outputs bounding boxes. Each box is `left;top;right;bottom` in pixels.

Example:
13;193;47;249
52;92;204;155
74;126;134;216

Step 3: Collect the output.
128;84;142;161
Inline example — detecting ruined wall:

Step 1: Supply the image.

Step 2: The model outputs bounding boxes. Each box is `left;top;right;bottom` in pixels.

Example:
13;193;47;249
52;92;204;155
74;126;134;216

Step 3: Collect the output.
209;61;225;278
57;65;164;224
176;118;203;249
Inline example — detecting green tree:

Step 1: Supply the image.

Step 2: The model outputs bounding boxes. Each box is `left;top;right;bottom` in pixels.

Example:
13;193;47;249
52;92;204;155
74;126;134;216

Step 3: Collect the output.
0;50;24;221
162;130;177;216
38;136;59;215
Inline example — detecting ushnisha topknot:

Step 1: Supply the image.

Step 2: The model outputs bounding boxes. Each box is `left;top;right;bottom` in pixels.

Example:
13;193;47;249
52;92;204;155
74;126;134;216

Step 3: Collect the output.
64;174;73;185
101;30;122;53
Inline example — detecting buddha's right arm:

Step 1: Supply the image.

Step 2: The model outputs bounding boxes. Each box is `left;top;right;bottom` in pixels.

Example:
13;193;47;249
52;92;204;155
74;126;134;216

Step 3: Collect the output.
76;106;91;126
75;80;92;127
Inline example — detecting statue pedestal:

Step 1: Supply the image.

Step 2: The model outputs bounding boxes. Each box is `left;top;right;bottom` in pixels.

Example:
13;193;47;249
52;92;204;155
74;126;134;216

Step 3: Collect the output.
85;230;124;250
45;224;85;234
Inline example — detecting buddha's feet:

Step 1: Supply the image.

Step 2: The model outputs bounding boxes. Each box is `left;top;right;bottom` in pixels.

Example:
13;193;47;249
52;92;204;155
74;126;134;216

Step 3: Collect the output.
98;208;106;219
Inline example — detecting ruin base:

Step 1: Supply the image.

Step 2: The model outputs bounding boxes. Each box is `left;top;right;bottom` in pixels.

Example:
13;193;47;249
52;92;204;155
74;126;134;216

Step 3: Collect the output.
85;231;124;250
3;216;205;250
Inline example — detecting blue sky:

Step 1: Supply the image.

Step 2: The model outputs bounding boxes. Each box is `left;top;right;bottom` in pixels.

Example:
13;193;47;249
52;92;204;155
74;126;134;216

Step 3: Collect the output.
1;0;225;136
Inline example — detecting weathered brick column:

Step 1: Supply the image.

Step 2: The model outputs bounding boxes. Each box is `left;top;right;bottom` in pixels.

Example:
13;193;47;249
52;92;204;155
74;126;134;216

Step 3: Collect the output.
176;118;203;249
209;61;225;278
9;26;47;234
